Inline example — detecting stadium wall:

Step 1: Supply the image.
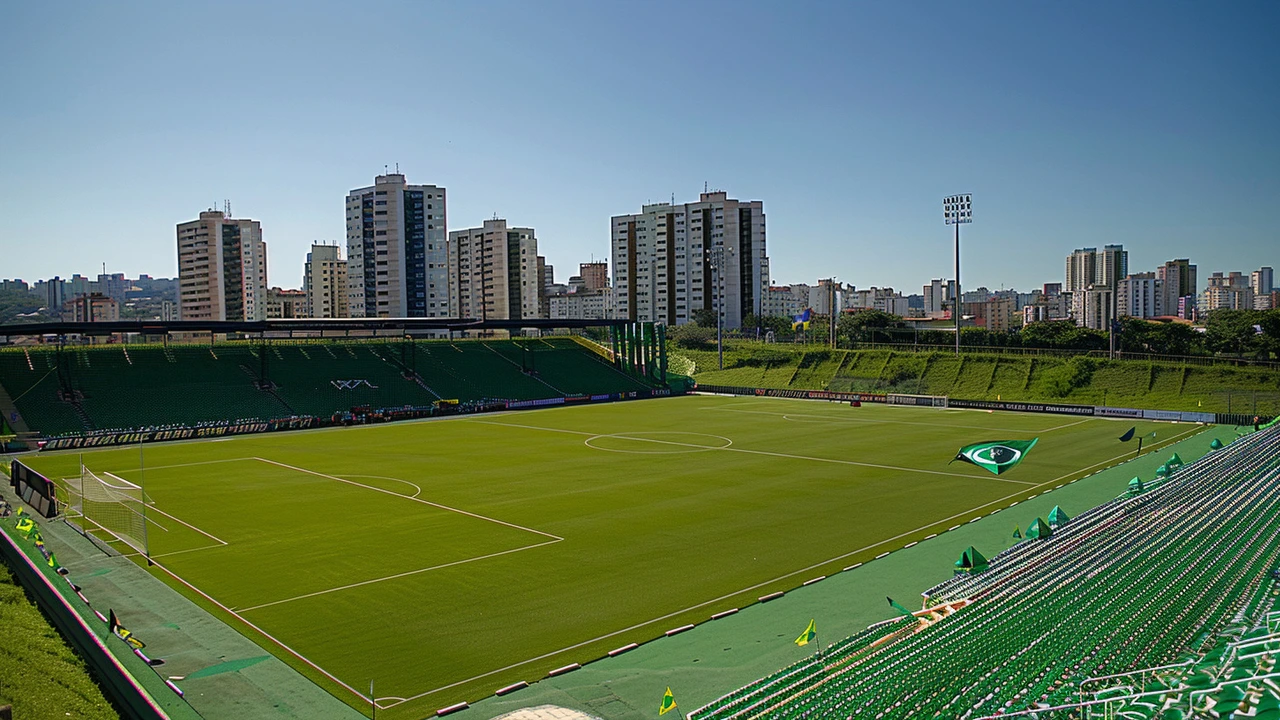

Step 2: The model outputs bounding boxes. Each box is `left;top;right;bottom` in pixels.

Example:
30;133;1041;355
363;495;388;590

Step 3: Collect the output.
0;526;184;720
692;383;1255;425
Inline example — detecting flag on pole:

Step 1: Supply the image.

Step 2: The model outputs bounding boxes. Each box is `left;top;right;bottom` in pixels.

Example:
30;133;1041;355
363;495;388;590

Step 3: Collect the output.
1118;427;1136;442
108;609;146;649
791;308;813;331
659;687;677;716
951;439;1039;475
887;597;916;619
794;619;817;646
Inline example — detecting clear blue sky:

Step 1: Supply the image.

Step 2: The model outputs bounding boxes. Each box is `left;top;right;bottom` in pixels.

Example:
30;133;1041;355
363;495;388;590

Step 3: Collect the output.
2;1;1276;293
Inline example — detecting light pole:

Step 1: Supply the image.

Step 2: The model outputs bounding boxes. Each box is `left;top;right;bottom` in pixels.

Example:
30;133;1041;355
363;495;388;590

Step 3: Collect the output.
944;194;973;356
710;245;734;370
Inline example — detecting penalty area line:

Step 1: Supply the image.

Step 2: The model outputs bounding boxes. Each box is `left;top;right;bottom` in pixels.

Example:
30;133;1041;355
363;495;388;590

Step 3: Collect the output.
251;457;562;541
237;538;562;613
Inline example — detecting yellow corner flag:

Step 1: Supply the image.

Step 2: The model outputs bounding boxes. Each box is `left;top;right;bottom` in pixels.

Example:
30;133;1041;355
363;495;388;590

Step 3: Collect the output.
659;687;677;716
795;618;817;646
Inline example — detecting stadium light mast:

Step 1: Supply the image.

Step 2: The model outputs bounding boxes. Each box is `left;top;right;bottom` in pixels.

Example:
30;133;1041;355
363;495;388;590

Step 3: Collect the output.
710;245;735;370
944;194;973;356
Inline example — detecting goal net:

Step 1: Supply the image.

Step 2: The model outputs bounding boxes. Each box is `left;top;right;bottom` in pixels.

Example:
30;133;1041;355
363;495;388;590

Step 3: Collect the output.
886;393;949;409
60;465;151;556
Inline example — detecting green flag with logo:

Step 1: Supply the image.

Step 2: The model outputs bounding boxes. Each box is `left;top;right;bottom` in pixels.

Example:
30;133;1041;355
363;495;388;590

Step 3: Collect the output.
951;438;1039;475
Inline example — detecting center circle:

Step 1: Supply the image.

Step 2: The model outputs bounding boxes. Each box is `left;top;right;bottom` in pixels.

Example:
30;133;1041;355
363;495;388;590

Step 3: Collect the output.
584;431;733;454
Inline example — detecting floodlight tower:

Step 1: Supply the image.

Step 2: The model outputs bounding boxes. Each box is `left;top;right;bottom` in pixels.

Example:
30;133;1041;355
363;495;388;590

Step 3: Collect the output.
944;194;973;356
710;245;735;369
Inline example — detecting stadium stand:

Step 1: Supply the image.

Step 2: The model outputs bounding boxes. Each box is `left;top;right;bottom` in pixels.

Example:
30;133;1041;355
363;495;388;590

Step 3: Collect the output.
691;426;1280;720
0;338;664;438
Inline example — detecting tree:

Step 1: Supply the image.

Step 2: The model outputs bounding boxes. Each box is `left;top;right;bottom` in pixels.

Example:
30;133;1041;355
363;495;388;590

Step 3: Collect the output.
1203;309;1263;356
667;322;717;350
837;310;905;344
690;308;717;328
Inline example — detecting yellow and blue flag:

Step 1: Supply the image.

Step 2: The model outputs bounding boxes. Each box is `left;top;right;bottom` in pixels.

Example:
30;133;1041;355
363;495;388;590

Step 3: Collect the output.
792;308;813;331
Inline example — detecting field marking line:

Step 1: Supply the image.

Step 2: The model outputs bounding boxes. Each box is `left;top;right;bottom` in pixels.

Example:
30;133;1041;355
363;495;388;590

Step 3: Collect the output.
236;538;563;613
384;423;1208;708
469;418;1034;485
148;542;229;559
251;457;562;541
337;474;423;498
111;457;257;474
145;504;229;546
142;556;373;705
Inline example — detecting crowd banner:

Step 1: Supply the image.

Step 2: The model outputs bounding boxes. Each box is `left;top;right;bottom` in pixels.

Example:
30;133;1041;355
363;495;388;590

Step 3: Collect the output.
948;399;1095;416
694;384;885;404
1094;406;1145;419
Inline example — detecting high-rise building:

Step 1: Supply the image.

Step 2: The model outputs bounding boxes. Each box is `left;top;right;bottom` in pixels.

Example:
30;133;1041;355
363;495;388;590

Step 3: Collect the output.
177;210;268;321
345;173;447;318
1065;248;1098;293
1155;259;1197;319
1065;245;1127;328
303;244;348;318
922;279;956;315
611;191;767;328
1116;272;1164;319
1201;271;1254;312
579;262;608;291
1251;267;1274;309
448;219;542;321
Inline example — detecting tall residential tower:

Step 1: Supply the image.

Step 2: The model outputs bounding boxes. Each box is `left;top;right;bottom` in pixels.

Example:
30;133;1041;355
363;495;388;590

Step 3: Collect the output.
176;210;268;321
345;173;448;318
611;191;767;329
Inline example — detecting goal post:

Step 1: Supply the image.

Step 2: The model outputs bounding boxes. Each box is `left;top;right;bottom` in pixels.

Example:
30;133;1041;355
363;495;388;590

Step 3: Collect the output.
886;393;949;409
59;463;151;558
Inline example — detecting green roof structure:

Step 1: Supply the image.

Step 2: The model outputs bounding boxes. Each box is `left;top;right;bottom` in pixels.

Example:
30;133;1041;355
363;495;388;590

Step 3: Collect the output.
954;546;989;573
1025;517;1052;540
1048;505;1069;527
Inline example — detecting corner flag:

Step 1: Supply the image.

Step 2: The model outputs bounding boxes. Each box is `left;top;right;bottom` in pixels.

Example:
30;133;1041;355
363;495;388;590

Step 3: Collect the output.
794;618;817;646
659;687;677;716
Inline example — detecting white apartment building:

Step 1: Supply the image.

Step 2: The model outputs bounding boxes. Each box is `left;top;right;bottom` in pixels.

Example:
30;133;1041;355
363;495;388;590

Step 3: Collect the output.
922;278;956;315
1116;272;1164;319
549;288;613;321
176;210;268;321
1201;271;1254;312
346;173;448;318
303;244;348;318
762;285;809;319
1065;245;1127;328
448;219;541;321
611;191;768;329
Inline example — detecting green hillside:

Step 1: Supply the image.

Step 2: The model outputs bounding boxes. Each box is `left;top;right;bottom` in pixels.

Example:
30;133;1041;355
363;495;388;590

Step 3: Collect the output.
679;344;1280;415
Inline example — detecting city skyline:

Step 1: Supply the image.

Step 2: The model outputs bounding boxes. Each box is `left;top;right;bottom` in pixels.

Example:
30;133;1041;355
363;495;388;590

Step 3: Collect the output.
2;2;1278;291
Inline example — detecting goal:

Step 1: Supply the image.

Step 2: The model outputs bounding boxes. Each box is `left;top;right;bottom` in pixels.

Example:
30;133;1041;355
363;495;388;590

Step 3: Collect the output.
886;393;949;409
59;464;151;557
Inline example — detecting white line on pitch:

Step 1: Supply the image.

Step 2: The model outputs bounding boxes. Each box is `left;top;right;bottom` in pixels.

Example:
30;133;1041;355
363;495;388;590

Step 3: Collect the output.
145;504;229;546
251;457;562;541
706;406;1061;434
238;538;562;613
467;419;1033;485
383;424;1207;708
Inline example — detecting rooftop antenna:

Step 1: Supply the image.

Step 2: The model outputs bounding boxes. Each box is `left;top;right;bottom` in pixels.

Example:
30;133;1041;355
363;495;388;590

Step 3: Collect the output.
225;199;231;217
395;162;399;173
704;181;708;193
384;164;389;176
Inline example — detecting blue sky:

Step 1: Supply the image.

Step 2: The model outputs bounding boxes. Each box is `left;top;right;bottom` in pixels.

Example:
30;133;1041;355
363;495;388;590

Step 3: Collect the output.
1;1;1276;293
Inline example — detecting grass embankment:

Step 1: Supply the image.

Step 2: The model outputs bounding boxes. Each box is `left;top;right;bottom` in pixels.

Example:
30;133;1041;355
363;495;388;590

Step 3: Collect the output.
679;345;1280;415
0;561;120;719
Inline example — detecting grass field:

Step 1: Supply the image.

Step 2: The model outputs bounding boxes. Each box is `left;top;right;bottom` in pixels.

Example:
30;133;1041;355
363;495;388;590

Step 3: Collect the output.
21;395;1206;719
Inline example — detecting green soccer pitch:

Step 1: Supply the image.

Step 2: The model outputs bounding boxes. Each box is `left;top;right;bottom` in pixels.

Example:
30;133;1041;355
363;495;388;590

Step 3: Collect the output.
21;394;1207;719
